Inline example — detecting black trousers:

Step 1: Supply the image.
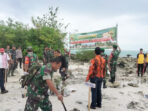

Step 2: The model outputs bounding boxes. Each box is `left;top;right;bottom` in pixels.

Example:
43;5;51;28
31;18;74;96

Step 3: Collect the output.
59;67;68;81
17;58;22;68
144;63;148;73
90;77;103;107
0;68;5;91
138;64;144;76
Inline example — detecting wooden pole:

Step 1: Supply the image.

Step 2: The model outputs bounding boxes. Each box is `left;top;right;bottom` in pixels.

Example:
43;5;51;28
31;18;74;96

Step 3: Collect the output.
88;87;91;111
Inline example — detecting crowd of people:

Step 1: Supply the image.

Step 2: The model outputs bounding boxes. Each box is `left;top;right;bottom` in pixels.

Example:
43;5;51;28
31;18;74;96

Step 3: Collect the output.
0;44;122;111
0;45;23;94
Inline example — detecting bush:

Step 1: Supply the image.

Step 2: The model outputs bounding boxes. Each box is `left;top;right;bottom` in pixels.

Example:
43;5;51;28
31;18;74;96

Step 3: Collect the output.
72;50;95;62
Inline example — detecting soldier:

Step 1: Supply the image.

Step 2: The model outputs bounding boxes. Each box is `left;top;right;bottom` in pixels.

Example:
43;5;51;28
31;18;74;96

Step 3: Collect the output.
24;57;63;111
24;46;38;73
100;48;108;88
5;45;11;56
43;46;49;65
108;44;121;83
64;48;70;70
8;46;17;76
43;46;54;65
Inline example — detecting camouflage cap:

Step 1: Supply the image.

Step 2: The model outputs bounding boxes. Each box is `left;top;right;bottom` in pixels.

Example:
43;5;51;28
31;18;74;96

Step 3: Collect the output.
113;44;118;48
100;48;105;52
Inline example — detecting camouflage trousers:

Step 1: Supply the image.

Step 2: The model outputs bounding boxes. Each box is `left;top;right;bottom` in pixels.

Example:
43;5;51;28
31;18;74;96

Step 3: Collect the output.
103;69;109;88
110;63;117;83
24;96;52;111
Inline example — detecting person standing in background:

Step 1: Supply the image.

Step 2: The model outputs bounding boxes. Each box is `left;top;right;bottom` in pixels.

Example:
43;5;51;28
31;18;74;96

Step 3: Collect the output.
8;46;17;76
137;48;145;77
108;44;121;83
0;48;10;94
16;46;23;69
143;52;148;73
5;45;11;56
24;46;38;73
43;46;50;65
5;45;11;81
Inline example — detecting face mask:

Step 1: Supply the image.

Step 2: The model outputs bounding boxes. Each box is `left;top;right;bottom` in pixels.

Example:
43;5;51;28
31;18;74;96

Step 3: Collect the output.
28;52;33;56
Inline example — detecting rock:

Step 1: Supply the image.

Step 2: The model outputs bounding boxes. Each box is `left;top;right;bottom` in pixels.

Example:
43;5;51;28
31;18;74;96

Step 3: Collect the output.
128;83;139;87
106;82;120;88
76;101;83;104
119;92;124;95
70;108;80;111
127;54;132;58
125;70;133;75
5;109;10;111
137;91;144;96
118;61;125;68
127;101;139;109
122;84;126;87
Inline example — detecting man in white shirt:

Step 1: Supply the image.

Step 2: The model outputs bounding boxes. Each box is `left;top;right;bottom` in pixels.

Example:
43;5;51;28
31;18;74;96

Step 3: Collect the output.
0;48;10;94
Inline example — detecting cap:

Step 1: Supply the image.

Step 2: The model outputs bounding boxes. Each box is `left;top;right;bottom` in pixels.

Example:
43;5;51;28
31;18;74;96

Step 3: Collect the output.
0;48;5;53
100;48;105;52
113;44;118;48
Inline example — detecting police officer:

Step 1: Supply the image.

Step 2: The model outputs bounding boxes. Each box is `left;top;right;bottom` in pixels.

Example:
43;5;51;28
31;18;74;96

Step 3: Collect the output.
24;57;63;111
108;44;121;83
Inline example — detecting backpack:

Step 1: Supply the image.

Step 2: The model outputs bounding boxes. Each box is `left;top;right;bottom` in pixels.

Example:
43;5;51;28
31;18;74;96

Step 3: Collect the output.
19;64;44;88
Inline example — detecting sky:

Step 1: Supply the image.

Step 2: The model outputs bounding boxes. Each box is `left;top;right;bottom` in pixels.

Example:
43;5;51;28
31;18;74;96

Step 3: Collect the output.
0;0;148;50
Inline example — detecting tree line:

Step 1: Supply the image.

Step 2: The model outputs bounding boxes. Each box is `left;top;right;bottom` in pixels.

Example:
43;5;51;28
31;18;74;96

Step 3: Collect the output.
0;7;68;59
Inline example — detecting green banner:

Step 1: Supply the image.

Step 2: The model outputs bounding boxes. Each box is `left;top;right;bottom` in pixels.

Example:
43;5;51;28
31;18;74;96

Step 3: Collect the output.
70;26;117;53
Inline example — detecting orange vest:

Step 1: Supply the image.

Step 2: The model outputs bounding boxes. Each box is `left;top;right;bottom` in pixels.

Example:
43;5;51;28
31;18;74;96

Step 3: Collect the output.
25;56;29;64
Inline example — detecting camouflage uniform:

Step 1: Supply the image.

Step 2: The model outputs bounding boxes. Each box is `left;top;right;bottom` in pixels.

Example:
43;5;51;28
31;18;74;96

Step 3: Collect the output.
109;50;121;83
24;63;53;111
43;50;54;65
26;52;38;68
101;53;108;88
8;49;17;76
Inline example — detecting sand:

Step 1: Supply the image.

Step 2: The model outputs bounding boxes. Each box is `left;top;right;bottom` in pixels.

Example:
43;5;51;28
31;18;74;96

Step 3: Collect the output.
0;58;148;111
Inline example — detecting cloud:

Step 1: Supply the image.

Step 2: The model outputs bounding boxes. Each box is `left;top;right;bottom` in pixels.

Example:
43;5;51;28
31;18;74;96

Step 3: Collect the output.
0;0;148;50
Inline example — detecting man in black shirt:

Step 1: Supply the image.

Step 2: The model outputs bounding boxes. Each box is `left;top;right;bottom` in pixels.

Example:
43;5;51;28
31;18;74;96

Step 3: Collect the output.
54;50;68;81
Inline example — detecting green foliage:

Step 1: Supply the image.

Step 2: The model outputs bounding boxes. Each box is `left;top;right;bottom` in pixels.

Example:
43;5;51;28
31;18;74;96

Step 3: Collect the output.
0;7;67;59
72;50;95;62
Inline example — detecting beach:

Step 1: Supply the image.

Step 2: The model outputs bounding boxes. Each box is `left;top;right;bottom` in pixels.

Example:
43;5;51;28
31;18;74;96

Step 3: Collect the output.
0;57;148;111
